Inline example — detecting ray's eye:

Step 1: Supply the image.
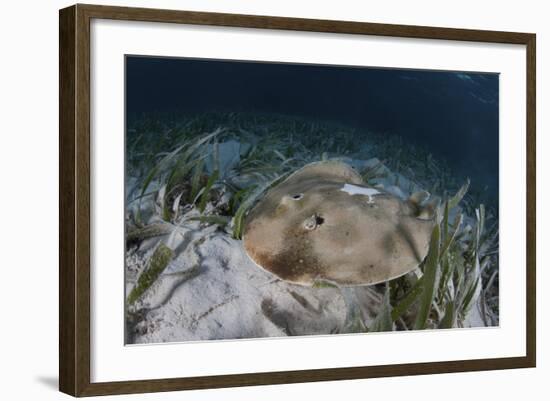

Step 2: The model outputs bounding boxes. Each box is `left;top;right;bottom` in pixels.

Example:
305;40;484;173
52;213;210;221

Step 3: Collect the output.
303;213;324;230
292;193;303;200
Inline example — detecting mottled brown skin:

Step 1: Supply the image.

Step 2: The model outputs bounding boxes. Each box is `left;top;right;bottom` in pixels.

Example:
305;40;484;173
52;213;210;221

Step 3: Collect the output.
243;161;436;286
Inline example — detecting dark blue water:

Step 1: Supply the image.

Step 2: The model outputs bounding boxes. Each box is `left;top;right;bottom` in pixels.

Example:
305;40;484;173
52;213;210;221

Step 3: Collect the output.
126;56;499;198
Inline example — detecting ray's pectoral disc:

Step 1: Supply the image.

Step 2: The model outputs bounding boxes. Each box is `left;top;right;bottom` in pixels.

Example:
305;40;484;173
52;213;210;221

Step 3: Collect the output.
243;161;437;286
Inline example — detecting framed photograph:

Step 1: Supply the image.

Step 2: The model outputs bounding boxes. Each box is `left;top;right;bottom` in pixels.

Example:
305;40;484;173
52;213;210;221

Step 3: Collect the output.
59;4;536;397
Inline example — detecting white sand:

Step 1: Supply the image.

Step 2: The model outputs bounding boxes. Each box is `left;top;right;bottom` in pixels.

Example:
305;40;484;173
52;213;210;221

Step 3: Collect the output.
340;183;381;203
127;227;386;343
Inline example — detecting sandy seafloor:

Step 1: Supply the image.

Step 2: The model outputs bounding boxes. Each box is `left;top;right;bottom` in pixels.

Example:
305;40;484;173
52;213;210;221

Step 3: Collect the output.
124;121;495;345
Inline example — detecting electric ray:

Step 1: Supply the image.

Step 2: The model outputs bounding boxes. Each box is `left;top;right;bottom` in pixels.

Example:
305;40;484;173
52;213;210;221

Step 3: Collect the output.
242;161;438;286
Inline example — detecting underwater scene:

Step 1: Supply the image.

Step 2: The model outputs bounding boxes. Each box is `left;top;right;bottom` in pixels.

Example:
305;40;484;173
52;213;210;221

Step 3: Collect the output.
125;56;499;344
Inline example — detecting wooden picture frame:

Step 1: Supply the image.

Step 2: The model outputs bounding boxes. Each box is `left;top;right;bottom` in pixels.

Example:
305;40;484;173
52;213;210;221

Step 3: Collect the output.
59;3;536;397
